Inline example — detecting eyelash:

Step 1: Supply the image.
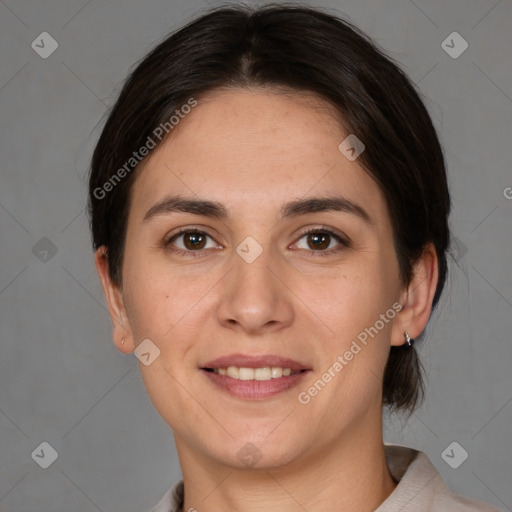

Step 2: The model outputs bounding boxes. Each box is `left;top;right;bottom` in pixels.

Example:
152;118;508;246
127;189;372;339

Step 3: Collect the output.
293;226;350;257
164;226;350;258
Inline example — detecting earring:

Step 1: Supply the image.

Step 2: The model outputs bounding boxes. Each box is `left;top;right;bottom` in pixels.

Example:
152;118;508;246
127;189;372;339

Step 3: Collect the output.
121;337;126;345
404;331;414;347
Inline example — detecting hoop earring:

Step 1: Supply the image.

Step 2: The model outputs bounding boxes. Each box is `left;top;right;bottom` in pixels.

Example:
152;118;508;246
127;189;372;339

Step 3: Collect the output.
404;331;414;347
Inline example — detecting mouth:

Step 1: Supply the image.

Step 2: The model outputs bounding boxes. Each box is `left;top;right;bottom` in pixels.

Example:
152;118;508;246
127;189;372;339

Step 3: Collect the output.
201;367;308;380
199;354;312;400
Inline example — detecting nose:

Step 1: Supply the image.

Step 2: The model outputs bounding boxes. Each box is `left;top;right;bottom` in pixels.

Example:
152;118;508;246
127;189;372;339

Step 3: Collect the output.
216;245;294;335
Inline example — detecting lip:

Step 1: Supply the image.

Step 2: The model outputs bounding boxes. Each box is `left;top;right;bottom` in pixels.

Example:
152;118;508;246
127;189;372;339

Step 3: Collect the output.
201;368;311;400
201;353;312;372
200;353;312;400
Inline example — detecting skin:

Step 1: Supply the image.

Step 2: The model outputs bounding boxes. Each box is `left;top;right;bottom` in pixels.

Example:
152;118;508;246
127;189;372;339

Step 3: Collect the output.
95;88;438;512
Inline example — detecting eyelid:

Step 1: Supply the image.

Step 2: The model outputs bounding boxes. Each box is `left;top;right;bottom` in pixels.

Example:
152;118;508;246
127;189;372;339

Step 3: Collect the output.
290;225;350;254
165;226;215;240
165;226;219;246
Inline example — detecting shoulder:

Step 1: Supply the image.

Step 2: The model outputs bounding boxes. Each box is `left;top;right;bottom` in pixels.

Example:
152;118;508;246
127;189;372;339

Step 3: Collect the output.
378;445;503;512
147;480;184;512
433;490;503;512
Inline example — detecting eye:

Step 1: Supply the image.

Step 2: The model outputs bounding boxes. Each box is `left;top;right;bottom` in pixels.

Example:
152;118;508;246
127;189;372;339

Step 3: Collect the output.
165;228;219;255
163;226;349;258
293;227;349;256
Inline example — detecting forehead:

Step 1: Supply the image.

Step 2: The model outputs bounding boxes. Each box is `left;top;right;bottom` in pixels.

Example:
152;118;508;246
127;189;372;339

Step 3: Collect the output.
129;88;388;225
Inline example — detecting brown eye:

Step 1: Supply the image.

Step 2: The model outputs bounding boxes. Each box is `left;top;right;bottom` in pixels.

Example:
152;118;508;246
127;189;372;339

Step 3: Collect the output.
293;227;349;256
306;232;331;250
166;229;218;254
183;232;207;250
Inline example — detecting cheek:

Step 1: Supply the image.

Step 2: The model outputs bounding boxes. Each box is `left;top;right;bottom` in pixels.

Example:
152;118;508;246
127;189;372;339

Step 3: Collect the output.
300;262;397;385
306;262;391;328
312;273;395;405
120;243;173;341
121;250;216;345
122;277;176;343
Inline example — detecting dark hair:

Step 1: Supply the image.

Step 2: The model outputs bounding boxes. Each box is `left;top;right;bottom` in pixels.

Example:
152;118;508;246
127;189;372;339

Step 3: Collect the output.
88;3;451;415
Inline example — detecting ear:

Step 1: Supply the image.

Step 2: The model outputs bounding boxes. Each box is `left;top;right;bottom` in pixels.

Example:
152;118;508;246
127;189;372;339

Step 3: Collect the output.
391;243;439;347
94;246;134;353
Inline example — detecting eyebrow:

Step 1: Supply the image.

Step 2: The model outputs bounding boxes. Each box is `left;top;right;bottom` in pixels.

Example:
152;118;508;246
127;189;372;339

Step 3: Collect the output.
143;195;374;226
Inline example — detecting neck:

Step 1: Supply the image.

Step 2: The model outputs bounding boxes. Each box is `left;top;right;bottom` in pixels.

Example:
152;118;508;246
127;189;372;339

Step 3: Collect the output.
175;406;397;512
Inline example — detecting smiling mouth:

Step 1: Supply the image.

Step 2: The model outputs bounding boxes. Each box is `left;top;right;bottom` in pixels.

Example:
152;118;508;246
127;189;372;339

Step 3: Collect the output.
202;367;308;381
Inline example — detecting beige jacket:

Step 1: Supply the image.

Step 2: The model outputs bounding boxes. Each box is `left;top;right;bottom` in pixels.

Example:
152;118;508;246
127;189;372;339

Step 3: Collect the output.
149;444;502;511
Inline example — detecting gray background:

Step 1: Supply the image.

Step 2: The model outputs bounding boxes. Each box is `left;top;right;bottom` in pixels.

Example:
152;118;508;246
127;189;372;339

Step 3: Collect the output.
0;0;511;511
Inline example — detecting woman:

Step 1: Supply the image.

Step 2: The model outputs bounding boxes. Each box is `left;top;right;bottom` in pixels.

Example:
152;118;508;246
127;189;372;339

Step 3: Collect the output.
88;4;500;511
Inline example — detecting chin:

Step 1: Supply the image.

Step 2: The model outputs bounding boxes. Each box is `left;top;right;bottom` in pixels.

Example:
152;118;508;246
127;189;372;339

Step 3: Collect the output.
211;436;302;470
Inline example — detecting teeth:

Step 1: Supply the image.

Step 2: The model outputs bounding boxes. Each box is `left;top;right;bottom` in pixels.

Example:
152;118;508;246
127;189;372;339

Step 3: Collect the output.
255;367;272;380
240;367;259;380
271;367;283;378
226;366;239;379
214;366;298;381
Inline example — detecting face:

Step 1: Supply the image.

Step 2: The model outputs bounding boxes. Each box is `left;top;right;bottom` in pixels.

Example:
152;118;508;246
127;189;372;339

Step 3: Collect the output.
99;88;419;470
